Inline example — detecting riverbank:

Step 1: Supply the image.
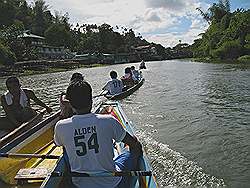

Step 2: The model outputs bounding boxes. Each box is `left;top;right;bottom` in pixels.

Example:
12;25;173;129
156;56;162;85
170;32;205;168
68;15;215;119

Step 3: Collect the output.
0;63;106;78
191;55;250;64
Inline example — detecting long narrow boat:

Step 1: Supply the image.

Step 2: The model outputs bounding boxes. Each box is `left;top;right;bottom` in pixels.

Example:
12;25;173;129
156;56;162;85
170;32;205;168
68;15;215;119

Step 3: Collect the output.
105;78;145;100
0;102;157;188
0;109;46;147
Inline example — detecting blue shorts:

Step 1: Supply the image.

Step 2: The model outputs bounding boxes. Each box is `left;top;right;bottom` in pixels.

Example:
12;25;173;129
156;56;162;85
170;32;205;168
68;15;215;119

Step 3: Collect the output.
114;151;138;188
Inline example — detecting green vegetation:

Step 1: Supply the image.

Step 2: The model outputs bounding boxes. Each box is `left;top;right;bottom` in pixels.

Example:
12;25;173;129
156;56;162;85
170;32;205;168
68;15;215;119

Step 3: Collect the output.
0;0;168;66
0;0;249;67
192;0;249;61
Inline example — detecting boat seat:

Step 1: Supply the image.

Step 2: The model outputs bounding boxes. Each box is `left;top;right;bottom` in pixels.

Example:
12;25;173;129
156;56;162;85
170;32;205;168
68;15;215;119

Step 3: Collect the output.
15;168;50;184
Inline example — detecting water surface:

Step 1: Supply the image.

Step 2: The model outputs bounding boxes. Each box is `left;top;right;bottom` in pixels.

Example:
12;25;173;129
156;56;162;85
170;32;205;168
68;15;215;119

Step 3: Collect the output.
0;60;249;187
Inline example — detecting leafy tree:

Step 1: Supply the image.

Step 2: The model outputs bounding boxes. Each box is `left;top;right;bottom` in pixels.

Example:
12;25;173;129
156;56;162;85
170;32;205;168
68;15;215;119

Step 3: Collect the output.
0;41;16;66
31;0;53;35
45;23;71;47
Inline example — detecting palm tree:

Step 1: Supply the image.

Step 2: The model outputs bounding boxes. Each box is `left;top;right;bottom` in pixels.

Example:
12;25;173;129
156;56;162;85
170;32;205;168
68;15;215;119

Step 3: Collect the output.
197;0;231;24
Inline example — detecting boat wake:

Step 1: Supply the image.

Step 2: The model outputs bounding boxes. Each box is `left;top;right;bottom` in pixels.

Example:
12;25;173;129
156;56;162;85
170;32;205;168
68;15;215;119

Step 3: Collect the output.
136;130;225;188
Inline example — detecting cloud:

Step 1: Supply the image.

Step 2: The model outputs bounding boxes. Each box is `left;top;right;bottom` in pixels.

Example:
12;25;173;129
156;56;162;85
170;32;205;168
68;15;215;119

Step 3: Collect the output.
145;0;187;10
26;0;211;48
145;10;162;22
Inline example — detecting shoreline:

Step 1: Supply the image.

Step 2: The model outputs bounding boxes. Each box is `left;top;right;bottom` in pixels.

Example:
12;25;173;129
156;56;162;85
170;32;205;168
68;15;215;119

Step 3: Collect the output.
0;63;107;78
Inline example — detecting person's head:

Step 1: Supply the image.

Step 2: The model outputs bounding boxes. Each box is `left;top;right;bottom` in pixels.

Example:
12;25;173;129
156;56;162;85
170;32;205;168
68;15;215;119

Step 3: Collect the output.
110;71;117;79
125;67;131;74
131;66;135;70
70;72;84;83
6;76;21;94
66;81;92;113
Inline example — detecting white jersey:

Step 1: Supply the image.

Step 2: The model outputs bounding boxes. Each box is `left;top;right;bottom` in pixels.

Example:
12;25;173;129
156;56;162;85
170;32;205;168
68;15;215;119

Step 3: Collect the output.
103;78;123;95
54;113;126;188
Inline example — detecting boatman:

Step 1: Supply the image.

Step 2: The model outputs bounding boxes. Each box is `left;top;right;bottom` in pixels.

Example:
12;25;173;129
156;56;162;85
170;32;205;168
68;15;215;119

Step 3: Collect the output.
0;76;53;130
54;80;143;188
59;72;84;119
102;71;124;95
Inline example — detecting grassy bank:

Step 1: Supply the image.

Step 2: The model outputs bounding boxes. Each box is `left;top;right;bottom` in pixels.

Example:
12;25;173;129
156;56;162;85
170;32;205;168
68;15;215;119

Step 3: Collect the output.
191;56;250;64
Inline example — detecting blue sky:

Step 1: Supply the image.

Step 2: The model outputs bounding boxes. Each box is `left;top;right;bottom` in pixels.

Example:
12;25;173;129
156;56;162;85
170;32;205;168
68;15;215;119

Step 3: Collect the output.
27;0;250;47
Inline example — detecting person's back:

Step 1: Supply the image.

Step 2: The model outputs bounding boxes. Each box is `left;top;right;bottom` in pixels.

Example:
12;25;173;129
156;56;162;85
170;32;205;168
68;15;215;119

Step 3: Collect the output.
103;71;123;95
55;113;124;187
121;67;134;88
59;72;84;119
54;81;142;188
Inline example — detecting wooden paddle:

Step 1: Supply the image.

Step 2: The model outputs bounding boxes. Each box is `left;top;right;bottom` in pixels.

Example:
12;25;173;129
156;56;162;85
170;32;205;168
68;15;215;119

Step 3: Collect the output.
92;90;107;98
51;171;152;177
0;153;60;159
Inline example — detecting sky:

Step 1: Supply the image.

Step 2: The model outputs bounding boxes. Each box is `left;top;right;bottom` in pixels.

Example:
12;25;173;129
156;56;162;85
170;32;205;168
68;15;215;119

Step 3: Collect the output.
27;0;250;47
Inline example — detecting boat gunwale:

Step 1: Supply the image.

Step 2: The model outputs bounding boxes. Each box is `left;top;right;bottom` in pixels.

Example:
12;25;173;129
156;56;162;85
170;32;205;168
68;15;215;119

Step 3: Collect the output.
0;111;60;153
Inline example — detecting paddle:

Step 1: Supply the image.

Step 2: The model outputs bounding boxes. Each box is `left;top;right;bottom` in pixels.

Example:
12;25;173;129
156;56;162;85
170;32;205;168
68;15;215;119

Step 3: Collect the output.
51;171;152;177
0;153;60;159
92;90;107;98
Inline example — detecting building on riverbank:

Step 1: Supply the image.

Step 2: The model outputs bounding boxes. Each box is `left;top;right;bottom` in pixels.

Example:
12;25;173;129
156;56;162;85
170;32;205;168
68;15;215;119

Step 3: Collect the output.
18;31;75;60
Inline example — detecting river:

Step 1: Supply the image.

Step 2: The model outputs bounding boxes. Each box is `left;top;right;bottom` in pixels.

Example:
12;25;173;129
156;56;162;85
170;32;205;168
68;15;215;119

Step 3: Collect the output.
0;60;249;187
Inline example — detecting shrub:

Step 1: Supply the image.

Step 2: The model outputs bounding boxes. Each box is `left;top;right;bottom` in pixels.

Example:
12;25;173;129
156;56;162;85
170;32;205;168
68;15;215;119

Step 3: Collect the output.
211;40;243;59
0;42;16;66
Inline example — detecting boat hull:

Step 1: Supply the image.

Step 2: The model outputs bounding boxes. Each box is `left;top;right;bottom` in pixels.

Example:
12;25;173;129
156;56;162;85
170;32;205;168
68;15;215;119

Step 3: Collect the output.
105;78;144;100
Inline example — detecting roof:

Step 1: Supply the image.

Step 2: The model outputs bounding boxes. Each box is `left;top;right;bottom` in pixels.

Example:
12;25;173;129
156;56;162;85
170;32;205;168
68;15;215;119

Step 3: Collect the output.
18;32;45;40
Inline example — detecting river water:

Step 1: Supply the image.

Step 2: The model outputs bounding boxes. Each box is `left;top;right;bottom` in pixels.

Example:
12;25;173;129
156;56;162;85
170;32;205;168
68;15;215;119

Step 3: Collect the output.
0;60;249;187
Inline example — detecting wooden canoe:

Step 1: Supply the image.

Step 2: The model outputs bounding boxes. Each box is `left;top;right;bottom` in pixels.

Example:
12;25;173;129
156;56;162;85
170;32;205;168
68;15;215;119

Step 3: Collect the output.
105;78;145;100
0;109;46;148
0;102;157;188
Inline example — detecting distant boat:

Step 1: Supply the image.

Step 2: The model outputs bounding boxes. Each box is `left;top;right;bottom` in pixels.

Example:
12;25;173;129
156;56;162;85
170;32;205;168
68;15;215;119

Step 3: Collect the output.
105;78;145;100
139;60;146;69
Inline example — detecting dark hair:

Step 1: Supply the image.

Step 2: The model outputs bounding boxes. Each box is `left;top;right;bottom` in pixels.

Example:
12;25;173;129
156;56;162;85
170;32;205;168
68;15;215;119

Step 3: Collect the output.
70;73;84;82
110;71;117;79
131;66;135;70
6;76;20;86
66;81;92;110
125;67;131;74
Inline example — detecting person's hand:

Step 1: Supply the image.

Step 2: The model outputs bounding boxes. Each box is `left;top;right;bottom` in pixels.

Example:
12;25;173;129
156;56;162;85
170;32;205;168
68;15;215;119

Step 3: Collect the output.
46;106;53;113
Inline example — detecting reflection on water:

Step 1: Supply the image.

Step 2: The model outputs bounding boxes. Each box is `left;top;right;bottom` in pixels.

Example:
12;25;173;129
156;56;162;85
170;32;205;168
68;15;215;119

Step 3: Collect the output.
0;60;250;187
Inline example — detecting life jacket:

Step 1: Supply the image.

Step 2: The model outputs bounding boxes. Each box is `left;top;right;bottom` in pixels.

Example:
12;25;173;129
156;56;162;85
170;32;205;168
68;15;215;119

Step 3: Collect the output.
4;89;28;107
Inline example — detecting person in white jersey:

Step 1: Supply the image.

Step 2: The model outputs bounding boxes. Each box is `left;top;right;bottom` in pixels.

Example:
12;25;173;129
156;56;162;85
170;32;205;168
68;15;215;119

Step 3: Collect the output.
102;71;124;95
54;80;142;188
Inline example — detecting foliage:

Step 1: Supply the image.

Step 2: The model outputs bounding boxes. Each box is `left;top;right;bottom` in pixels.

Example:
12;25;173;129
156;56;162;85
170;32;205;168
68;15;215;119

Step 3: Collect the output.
193;0;249;60
0;42;16;66
237;55;250;63
211;40;243;59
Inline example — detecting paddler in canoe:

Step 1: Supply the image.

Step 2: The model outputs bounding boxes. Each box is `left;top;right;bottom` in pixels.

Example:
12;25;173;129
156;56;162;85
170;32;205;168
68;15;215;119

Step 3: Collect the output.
121;67;135;88
0;76;53;131
54;80;143;188
59;72;84;119
102;70;124;95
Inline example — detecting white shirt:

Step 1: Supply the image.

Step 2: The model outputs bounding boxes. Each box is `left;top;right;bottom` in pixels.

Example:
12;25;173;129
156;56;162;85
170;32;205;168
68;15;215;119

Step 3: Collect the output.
103;78;123;95
131;70;140;81
54;113;126;188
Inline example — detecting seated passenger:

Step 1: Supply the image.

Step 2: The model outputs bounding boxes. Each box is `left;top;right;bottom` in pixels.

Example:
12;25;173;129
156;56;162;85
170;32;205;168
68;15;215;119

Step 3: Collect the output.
131;66;140;82
121;67;134;88
1;76;52;130
102;71;124;95
54;80;143;188
59;72;84;119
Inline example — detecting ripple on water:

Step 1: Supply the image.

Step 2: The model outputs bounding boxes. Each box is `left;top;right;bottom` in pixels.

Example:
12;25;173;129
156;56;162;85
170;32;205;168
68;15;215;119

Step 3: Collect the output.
136;130;225;187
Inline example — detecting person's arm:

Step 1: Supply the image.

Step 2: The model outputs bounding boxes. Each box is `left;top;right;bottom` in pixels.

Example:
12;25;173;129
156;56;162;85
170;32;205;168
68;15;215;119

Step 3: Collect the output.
1;95;21;127
25;89;52;113
122;132;143;157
